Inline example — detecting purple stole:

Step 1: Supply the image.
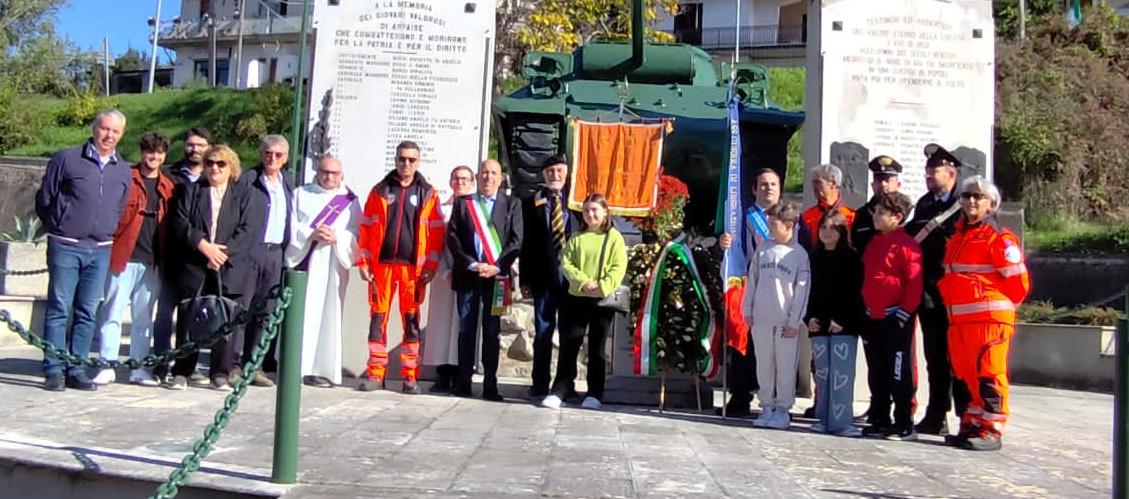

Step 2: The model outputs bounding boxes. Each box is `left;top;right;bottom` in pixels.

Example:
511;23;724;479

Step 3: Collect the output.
295;190;356;271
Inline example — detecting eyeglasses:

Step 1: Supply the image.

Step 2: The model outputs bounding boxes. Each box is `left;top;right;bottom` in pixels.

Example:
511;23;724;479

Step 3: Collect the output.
204;160;228;169
317;170;342;176
185;142;209;149
960;192;988;201
452;176;473;183
396;156;419;164
262;151;286;158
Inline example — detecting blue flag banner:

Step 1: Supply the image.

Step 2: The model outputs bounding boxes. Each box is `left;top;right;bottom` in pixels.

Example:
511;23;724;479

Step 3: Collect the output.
721;82;745;290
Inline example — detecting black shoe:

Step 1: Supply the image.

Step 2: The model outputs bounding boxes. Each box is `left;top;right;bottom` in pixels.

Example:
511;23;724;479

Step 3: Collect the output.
914;417;949;436
402;381;420;394
451;380;473;398
944;424;974;447
885;426;917;442
801;407;817;419
428;382;451;394
65;373;98;391
861;424;892;439
357;376;384;392
715;399;752;417
527;386;549;400
44;373;65;391
962;432;1002;451
482;387;504;402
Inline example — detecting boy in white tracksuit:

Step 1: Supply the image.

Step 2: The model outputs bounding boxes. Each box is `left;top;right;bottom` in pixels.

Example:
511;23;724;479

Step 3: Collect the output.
741;201;811;430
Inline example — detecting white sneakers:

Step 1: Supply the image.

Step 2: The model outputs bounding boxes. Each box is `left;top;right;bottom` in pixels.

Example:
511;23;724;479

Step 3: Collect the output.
541;395;603;410
541;395;563;409
92;369;116;385
129;369;160;387
754;407;791;430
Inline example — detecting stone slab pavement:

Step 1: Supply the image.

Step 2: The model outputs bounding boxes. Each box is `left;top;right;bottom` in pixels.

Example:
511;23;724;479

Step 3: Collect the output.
0;346;1112;498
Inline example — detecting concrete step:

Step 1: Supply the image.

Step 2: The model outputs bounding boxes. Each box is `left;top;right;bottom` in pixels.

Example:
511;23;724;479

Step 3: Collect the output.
0;295;44;348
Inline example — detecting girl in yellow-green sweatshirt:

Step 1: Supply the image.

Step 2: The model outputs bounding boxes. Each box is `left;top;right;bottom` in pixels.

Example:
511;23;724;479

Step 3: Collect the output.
540;193;627;410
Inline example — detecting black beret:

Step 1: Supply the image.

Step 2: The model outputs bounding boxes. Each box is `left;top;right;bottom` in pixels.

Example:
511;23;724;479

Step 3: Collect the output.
540;154;569;170
867;155;902;175
924;143;962;168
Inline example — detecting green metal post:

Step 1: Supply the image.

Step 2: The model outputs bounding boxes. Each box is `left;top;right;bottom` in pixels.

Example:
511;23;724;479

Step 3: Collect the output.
286;0;312;187
1116;286;1129;498
272;270;307;484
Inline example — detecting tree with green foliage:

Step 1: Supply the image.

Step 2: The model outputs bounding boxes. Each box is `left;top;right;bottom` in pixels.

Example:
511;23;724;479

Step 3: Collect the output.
516;0;679;52
993;0;1062;40
995;4;1128;227
114;47;149;72
0;0;65;49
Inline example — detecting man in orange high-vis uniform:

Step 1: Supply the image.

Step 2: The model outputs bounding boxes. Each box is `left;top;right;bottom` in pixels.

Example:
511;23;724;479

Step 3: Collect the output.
357;141;445;393
938;176;1030;451
802;163;856;251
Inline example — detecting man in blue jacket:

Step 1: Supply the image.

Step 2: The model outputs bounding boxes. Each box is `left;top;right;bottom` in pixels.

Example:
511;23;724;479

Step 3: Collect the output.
35;109;131;391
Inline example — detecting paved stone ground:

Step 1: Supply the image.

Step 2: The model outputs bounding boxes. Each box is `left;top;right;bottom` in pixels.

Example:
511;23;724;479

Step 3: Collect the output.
0;345;1112;498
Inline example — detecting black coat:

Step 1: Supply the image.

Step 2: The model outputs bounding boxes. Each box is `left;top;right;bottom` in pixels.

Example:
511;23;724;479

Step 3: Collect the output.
804;246;865;336
172;179;263;297
240;165;294;250
447;191;523;293
905;188;961;310
851;196;880;256
518;188;582;292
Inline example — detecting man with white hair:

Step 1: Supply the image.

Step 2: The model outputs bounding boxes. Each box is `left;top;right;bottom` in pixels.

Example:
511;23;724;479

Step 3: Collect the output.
802;164;856;249
284;156;361;387
35;109;132;391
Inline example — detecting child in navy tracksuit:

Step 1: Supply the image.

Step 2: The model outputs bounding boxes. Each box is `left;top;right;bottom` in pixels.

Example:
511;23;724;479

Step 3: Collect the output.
805;210;864;436
860;192;923;440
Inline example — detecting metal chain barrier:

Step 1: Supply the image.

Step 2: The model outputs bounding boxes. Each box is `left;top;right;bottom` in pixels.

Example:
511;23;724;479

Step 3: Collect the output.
151;286;293;499
0;287;282;370
0;267;50;276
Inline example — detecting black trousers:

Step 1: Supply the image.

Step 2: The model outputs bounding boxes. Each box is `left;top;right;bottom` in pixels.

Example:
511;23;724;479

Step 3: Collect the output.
172;275;253;378
457;278;502;392
242;244;283;372
725;330;758;405
552;294;613;401
866;316;917;429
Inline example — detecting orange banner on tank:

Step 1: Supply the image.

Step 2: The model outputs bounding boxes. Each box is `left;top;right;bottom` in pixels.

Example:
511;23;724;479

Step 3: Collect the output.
568;120;666;217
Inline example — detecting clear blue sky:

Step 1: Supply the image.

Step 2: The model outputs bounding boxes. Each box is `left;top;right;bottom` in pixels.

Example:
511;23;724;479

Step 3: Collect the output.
55;0;182;63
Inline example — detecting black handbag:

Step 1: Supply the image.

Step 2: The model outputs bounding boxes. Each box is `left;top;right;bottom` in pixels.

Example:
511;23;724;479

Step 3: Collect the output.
594;230;631;313
178;269;242;343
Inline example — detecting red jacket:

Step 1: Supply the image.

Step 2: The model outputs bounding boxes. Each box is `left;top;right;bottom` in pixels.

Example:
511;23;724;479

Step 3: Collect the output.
109;166;174;273
861;228;923;321
802;197;855;247
938;217;1030;325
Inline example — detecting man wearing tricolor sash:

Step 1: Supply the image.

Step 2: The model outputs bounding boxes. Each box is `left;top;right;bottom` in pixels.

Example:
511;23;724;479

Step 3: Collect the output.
357;141;445;393
284;156;361;387
447;159;523;401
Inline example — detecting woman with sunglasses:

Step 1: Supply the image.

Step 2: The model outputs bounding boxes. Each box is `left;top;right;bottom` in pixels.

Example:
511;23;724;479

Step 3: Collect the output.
938;176;1030;451
168;145;263;391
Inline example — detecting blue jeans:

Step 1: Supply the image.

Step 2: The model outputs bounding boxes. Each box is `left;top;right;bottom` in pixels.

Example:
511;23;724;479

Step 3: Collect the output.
811;334;859;433
96;262;160;371
457;278;501;389
530;285;564;394
42;239;111;376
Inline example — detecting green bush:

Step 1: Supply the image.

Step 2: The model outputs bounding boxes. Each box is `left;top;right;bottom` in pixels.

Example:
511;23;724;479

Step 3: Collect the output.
0;83;49;153
1018;300;1121;327
56;91;96;127
995;7;1129;226
1026;223;1129;256
767;67;805;193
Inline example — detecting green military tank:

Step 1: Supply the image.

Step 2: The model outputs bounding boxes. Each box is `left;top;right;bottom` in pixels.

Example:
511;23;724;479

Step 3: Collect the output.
492;0;804;231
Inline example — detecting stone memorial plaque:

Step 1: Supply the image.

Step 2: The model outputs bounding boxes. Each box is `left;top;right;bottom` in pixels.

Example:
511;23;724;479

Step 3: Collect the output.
804;0;994;207
306;0;496;196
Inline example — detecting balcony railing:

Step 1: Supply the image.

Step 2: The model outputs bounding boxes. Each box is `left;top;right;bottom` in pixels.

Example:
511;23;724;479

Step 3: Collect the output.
159;16;305;41
689;24;806;50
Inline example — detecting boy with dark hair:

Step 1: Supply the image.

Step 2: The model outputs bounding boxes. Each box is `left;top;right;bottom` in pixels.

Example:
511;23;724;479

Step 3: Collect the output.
860;191;923;440
741;201;811;430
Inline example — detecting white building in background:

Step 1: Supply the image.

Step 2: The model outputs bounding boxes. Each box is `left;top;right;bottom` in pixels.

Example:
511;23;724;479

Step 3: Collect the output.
158;0;311;88
654;0;808;66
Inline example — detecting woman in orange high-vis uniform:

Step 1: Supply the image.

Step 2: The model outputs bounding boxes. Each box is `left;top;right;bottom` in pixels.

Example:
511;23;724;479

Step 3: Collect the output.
938;176;1030;451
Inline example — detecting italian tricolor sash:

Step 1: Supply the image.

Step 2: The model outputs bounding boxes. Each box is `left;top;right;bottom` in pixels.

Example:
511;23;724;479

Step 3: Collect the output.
467;196;510;316
467;196;502;264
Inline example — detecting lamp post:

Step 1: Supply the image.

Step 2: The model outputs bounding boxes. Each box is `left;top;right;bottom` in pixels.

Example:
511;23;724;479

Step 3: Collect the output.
234;0;247;88
146;0;162;93
204;12;217;87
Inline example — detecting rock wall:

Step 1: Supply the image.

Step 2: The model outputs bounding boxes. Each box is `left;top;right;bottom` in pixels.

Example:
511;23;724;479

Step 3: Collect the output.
0;157;46;235
1027;255;1129;309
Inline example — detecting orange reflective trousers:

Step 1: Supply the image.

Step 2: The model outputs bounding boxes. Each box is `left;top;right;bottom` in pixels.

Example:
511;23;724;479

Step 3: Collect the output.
366;263;423;382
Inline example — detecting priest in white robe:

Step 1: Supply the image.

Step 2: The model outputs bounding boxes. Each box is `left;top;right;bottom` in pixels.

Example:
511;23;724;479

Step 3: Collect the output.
421;165;476;392
284;155;361;387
